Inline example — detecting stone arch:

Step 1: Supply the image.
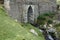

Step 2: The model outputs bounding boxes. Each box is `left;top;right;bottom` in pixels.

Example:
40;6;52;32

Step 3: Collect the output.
27;5;34;24
28;6;33;13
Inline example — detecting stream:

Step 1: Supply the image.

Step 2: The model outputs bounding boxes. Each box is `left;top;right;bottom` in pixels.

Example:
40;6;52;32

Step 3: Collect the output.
41;29;55;40
31;24;59;40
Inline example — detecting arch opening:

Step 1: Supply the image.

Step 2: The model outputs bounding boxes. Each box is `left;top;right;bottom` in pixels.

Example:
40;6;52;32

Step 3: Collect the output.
28;6;33;13
27;6;34;24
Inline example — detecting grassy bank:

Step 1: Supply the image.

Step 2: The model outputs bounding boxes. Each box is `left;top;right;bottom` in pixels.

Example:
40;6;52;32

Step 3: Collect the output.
0;6;45;40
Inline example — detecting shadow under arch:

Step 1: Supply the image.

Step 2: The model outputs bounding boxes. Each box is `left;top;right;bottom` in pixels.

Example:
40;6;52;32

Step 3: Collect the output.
0;0;4;4
27;5;34;24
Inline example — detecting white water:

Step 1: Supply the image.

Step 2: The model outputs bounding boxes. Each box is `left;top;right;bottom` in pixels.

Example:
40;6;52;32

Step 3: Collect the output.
48;34;54;40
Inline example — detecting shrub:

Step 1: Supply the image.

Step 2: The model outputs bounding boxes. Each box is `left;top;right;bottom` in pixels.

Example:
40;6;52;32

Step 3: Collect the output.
37;12;55;26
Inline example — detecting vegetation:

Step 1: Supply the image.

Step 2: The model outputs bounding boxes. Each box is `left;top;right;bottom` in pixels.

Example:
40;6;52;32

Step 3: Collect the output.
37;12;60;38
0;6;45;40
54;23;60;38
57;0;60;5
21;24;44;37
37;12;56;26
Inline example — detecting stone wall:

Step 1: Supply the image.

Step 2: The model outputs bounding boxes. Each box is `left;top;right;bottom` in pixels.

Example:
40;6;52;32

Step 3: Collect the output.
22;4;38;23
4;0;22;22
39;0;56;14
4;0;57;23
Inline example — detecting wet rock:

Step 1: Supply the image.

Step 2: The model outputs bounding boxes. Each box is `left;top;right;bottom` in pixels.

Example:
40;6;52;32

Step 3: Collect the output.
48;34;54;40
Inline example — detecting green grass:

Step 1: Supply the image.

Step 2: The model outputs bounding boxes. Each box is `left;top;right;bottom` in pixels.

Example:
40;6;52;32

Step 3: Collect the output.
57;0;60;5
21;24;44;37
0;6;45;40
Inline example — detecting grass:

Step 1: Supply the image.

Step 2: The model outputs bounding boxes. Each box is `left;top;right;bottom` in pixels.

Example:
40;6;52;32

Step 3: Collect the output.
21;24;44;37
0;6;45;40
57;0;60;5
